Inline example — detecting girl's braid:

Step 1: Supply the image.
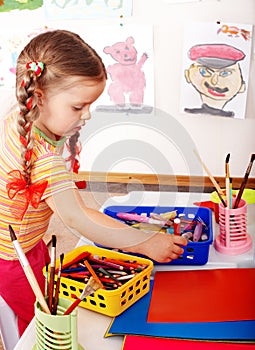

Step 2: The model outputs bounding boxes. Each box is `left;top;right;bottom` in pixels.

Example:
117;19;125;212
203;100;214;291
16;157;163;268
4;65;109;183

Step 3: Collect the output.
6;61;46;220
16;63;43;184
66;131;82;173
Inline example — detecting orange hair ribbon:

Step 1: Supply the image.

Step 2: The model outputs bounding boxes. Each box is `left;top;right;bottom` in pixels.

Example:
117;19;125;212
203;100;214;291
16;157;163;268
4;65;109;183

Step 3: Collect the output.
6;170;48;220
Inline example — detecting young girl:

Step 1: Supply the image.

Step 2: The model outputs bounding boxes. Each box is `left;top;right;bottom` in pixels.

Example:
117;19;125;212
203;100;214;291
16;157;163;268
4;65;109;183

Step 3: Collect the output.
0;30;187;337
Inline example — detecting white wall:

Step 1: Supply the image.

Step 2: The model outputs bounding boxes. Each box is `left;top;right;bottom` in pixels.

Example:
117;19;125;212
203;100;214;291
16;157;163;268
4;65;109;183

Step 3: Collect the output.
79;0;255;178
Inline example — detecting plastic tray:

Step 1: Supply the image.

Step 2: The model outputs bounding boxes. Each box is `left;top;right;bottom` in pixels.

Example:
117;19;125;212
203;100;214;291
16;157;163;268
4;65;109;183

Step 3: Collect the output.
47;245;153;317
102;205;213;265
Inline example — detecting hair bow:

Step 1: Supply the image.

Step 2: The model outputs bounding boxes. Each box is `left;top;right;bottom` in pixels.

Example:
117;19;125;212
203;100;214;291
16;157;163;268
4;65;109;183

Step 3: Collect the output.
6;170;48;220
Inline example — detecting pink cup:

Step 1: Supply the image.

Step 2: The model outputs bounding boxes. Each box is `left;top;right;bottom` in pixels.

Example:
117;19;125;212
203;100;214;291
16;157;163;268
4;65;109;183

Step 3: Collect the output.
214;199;252;255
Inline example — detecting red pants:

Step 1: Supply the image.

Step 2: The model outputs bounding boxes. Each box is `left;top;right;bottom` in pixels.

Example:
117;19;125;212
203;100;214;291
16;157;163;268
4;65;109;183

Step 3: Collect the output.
0;240;50;336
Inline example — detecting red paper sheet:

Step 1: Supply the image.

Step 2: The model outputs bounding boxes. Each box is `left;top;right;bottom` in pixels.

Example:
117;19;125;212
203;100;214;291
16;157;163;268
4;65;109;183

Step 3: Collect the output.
123;336;255;350
147;268;255;323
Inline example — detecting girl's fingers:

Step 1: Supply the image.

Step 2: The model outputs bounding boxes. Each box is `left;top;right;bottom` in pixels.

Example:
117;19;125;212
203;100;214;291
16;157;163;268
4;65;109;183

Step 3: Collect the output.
172;235;188;246
173;245;184;255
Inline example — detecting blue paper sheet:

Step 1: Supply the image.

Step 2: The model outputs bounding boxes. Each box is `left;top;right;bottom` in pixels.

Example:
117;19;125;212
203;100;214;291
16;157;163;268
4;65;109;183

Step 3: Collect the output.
106;281;255;340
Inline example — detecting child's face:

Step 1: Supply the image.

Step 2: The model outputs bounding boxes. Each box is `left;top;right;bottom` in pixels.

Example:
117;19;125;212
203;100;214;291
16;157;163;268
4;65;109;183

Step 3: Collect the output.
35;77;106;138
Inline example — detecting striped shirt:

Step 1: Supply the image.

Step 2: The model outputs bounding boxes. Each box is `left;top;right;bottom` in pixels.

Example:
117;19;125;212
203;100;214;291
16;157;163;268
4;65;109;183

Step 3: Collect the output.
0;112;76;260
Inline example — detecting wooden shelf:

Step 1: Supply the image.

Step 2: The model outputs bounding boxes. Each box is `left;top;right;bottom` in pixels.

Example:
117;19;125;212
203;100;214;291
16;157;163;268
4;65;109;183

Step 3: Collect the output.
72;171;255;190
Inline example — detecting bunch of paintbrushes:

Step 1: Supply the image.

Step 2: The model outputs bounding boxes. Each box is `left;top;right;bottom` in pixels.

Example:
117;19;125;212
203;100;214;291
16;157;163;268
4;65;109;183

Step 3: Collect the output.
9;228;101;317
194;150;255;209
46;234;65;315
224;153;255;209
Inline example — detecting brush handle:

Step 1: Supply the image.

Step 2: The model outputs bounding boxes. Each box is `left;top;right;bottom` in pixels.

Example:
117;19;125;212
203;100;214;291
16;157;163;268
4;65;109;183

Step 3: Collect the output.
215;188;227;207
24;265;51;314
194;150;224;196
52;277;61;315
225;177;230;208
234;176;247;209
234;157;255;209
48;267;55;312
11;234;50;314
63;298;81;315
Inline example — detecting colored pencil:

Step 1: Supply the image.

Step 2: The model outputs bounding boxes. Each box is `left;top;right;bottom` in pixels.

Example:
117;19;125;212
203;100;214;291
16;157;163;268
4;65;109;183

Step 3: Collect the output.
83;259;104;289
9;225;51;314
234;154;255;209
48;234;56;313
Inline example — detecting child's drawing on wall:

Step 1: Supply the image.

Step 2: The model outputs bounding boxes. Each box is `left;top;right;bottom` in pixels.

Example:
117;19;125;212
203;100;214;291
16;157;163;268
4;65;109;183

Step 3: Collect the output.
103;36;148;108
0;0;42;12
184;43;246;117
180;22;252;119
51;0;123;9
44;0;132;20
91;24;154;114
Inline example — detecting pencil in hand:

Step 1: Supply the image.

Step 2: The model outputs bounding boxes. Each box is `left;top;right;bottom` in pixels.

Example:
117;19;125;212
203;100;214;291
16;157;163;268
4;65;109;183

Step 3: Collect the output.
64;276;102;315
48;234;57;313
52;253;64;315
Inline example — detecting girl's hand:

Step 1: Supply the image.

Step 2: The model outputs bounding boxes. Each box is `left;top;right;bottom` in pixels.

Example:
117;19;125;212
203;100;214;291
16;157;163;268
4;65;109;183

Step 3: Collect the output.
126;233;188;263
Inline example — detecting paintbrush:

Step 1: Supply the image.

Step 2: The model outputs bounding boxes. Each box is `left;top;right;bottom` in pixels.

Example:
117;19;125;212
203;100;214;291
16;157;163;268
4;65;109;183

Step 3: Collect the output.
194;149;226;206
63;276;102;315
9;225;51;314
48;234;57;313
52;253;64;315
45;262;49;297
225;153;230;208
234;154;255;209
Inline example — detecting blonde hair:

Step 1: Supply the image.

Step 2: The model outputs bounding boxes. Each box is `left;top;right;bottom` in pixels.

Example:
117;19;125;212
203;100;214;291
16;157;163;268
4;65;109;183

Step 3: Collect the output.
15;29;106;184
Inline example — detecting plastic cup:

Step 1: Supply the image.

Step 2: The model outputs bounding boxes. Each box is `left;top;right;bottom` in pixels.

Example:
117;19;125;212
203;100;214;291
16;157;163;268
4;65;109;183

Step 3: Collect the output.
33;297;84;350
214;199;252;255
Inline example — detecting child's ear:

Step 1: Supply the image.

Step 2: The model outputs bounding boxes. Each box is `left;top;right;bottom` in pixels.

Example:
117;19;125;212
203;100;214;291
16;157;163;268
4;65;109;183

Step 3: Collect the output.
35;89;44;106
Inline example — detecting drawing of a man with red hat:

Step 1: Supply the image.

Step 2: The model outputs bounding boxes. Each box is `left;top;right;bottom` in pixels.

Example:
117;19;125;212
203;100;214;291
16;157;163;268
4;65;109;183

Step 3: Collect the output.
184;43;246;117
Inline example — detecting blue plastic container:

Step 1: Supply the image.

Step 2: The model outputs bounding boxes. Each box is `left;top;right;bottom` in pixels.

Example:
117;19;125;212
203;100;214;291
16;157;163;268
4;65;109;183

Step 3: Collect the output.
102;205;213;265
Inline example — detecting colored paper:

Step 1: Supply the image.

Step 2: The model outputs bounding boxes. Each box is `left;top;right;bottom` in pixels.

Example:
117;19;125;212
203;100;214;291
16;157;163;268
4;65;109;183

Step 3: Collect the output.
123;336;255;350
147;268;255;323
107;281;255;340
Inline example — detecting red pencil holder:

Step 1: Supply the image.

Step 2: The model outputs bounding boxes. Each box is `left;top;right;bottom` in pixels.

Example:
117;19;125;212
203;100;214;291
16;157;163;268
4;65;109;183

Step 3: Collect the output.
214;199;252;255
